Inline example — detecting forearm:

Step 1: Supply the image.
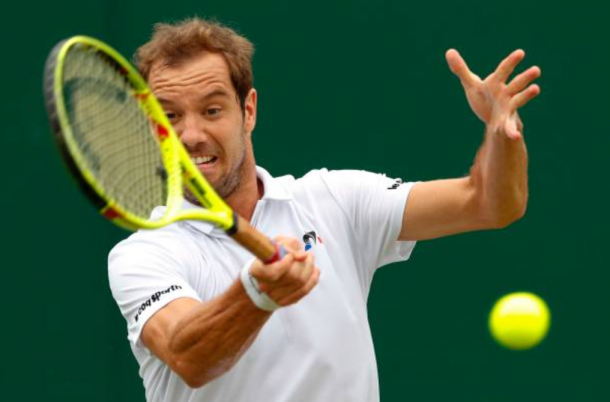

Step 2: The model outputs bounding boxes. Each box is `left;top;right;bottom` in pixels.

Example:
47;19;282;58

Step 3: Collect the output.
470;118;528;227
168;280;271;387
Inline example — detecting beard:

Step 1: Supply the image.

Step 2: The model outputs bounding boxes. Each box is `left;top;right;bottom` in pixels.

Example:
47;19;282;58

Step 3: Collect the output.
183;130;248;205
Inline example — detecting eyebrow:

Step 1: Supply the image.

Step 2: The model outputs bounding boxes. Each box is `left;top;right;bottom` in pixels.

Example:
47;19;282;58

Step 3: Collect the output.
156;97;176;107
198;89;231;103
156;89;232;107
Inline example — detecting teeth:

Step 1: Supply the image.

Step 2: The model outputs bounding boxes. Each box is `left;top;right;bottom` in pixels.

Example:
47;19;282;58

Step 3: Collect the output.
191;156;215;165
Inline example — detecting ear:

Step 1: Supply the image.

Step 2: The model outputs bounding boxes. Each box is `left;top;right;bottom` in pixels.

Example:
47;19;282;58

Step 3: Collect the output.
243;88;257;136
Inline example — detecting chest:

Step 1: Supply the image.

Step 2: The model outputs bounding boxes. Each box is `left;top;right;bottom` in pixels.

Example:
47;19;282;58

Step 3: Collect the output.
188;198;370;321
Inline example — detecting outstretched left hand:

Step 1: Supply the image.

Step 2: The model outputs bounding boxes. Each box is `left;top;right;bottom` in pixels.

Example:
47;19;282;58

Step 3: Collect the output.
446;49;541;140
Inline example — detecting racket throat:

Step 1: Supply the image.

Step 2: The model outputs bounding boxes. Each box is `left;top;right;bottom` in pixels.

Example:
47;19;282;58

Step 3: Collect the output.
225;211;239;236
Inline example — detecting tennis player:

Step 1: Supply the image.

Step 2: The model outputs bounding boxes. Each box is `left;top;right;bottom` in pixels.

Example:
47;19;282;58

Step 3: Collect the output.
108;17;540;402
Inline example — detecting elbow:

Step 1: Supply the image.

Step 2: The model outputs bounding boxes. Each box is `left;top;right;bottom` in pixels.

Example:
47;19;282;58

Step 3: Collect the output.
492;207;526;229
169;356;213;389
168;341;231;388
182;375;207;389
183;376;208;389
489;196;528;229
180;370;206;389
166;332;211;388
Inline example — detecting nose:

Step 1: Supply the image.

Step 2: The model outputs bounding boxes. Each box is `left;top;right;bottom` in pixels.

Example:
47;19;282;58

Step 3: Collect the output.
179;114;208;149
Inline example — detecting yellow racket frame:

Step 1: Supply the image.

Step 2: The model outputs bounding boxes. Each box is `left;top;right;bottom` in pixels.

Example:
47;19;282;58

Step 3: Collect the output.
50;36;235;232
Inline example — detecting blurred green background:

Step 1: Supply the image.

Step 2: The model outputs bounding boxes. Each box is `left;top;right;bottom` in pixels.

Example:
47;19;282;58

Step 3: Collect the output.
2;0;608;401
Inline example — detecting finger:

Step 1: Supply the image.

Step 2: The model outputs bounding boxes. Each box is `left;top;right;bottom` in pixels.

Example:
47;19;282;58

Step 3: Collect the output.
264;278;302;301
263;254;315;296
250;253;293;282
274;253;315;288
297;254;315;282
493;49;525;83
264;277;303;304
510;84;541;110
446;49;480;87
274;236;302;254
274;236;308;263
293;250;308;262
506;66;541;95
277;267;320;306
303;266;320;294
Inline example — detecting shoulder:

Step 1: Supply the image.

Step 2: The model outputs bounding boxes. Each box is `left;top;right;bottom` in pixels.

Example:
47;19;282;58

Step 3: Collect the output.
284;168;377;191
286;168;401;198
110;203;208;254
259;166;389;197
108;218;201;276
110;214;193;253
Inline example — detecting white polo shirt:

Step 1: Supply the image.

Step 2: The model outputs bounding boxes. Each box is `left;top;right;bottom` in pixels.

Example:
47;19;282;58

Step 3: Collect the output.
108;167;416;402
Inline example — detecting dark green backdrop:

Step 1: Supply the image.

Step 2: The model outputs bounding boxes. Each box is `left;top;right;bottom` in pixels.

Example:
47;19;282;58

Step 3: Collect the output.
2;0;608;401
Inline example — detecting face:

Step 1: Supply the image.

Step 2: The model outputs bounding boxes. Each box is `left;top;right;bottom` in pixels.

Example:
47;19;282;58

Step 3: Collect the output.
148;52;257;200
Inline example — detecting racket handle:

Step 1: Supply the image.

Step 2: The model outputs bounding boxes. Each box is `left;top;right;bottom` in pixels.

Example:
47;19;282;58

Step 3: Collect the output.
231;215;287;263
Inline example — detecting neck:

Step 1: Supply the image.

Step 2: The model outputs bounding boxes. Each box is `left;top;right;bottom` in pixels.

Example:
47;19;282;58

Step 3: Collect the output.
224;164;263;222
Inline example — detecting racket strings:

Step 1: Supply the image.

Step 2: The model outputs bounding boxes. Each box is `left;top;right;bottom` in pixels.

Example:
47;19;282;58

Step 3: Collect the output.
62;45;168;219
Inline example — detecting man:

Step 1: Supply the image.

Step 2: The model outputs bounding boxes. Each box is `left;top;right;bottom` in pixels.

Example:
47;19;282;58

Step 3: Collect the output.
109;17;540;402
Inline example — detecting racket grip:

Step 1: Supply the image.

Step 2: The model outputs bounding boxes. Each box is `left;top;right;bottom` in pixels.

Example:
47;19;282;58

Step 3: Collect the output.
267;243;288;264
231;215;287;263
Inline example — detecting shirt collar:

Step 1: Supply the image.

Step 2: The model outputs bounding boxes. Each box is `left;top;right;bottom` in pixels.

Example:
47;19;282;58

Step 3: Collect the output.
182;166;293;235
256;166;293;201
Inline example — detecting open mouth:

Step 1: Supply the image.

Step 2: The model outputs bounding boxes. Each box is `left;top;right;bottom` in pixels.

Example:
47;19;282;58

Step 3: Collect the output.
191;156;218;166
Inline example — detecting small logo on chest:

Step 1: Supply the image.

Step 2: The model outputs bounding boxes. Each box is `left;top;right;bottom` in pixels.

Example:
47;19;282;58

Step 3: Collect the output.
387;178;403;190
303;230;323;251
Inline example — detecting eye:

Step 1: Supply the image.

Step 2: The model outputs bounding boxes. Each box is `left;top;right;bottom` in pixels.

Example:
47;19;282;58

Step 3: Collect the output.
165;111;179;121
206;108;222;117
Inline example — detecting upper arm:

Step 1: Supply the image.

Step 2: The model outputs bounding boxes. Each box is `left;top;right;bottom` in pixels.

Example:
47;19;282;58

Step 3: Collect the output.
314;169;415;270
108;229;204;349
141;297;202;365
400;177;491;241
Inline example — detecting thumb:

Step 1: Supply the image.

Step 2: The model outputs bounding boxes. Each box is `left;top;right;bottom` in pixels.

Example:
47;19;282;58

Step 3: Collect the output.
504;114;523;140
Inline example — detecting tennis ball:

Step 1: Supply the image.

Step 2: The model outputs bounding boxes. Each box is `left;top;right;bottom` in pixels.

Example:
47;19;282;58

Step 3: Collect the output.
489;292;550;350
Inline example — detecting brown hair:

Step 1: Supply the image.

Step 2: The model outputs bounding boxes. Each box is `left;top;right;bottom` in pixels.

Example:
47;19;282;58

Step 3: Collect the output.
135;18;254;110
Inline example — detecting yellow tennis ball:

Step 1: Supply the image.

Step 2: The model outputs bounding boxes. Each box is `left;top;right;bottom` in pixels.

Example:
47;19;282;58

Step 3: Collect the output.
489;292;550;350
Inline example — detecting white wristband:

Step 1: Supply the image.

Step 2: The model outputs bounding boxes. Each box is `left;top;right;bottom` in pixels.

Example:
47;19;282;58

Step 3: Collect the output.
240;259;280;312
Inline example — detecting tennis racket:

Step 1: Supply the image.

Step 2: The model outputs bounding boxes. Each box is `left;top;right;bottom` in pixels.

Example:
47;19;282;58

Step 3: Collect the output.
44;36;283;263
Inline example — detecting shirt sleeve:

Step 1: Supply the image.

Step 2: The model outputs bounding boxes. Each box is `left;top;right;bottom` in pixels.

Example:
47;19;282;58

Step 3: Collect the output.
108;226;203;348
319;169;416;270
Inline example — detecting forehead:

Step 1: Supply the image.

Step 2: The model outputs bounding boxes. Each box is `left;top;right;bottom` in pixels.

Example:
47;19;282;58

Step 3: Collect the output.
148;52;234;95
